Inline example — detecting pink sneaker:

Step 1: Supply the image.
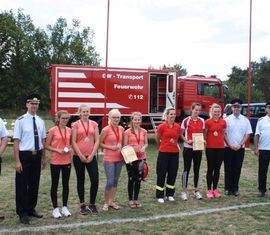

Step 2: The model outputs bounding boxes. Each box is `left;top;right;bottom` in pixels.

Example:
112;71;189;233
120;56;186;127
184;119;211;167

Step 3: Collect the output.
213;189;222;198
207;190;214;198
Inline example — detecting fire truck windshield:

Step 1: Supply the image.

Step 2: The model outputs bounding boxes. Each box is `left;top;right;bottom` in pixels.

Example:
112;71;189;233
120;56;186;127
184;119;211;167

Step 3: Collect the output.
197;83;221;99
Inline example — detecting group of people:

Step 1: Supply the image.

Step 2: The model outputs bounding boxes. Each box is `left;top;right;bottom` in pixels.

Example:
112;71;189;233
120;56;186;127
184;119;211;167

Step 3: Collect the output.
155;99;267;203
9;93;148;225
0;92;270;225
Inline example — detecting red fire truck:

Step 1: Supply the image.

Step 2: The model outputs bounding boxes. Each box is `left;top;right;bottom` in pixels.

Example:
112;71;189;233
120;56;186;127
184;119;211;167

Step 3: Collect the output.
50;64;225;130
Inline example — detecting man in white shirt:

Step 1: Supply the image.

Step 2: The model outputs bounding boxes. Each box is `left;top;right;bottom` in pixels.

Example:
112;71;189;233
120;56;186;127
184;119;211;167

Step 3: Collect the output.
13;93;46;224
224;99;252;196
254;102;270;197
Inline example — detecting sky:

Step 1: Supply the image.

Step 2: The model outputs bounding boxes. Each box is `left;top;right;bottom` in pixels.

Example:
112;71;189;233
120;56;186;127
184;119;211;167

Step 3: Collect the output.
1;0;270;80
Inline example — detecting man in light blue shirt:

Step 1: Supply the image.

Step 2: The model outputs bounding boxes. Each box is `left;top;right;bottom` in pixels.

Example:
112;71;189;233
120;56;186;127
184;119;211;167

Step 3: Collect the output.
254;102;270;197
13;93;46;224
224;99;252;196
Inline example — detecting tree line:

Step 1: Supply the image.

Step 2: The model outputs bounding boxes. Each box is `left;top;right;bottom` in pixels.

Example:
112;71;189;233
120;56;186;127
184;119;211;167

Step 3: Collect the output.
0;9;269;113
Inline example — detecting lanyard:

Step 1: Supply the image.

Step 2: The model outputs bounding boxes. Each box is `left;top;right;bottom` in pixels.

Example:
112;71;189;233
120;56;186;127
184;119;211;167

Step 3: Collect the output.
111;125;120;143
80;120;89;136
133;128;141;144
58;126;67;146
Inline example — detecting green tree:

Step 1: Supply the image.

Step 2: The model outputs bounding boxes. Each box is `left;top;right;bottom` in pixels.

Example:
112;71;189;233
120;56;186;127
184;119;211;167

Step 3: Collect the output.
47;18;100;65
161;63;187;76
224;63;265;104
0;10;101;111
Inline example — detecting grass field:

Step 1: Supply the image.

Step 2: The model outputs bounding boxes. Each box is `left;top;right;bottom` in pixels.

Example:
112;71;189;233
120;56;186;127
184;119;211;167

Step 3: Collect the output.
0;130;270;234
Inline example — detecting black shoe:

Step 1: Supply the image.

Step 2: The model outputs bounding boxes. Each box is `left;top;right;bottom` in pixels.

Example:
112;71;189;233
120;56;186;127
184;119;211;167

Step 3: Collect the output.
258;191;265;197
224;190;232;196
88;204;98;216
29;210;43;218
233;191;240;196
19;215;30;224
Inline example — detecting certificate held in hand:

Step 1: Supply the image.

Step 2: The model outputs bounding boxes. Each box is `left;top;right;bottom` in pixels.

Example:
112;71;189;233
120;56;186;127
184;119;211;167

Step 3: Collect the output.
192;133;205;151
121;145;138;164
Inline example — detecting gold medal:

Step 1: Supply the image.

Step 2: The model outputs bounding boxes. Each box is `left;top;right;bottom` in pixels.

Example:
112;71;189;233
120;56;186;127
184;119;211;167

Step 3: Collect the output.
170;138;175;144
64;147;69;153
84;137;90;142
213;131;218;137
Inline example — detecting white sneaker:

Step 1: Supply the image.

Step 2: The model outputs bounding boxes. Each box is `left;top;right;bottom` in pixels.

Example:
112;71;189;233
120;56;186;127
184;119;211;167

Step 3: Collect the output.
168;196;175;201
181;192;188;201
61;206;71;217
194;191;202;200
157;198;165;203
52;208;62;219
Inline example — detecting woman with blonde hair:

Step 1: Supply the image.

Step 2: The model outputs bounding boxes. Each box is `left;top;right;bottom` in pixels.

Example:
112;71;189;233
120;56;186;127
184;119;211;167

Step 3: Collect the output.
204;103;226;198
100;109;124;211
72;104;100;215
123;112;148;208
46;110;72;218
156;107;181;203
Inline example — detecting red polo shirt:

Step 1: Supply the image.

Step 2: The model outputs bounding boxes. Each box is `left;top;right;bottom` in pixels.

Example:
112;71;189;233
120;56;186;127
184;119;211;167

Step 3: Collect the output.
157;122;181;153
205;118;226;148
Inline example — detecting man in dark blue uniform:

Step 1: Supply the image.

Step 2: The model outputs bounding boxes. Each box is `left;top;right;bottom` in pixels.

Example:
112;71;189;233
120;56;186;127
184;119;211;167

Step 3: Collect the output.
13;93;46;224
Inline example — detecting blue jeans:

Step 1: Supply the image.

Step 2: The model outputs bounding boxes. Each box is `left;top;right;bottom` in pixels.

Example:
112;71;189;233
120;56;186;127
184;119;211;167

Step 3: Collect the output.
104;161;122;191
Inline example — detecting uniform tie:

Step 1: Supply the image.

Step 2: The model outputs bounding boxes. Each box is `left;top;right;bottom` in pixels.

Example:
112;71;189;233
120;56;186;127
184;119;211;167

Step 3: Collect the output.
33;117;39;151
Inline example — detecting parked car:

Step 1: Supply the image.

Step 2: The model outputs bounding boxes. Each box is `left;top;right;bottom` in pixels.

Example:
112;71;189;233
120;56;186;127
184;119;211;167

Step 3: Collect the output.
223;103;266;138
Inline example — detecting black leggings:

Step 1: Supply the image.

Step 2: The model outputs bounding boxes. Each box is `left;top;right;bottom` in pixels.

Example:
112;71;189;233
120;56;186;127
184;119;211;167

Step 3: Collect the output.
206;148;224;190
73;155;99;205
50;164;71;208
182;147;202;189
126;164;141;201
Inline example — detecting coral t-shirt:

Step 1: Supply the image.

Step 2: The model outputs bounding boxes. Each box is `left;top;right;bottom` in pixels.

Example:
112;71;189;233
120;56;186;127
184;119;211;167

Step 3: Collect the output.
124;128;147;160
205;118;226;148
157;122;181;153
72;120;98;156
102;125;124;163
47;126;72;165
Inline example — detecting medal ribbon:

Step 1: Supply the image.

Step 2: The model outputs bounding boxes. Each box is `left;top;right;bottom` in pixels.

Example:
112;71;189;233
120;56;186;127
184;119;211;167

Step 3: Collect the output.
58;126;67;146
111;125;120;143
134;129;141;145
80;120;89;137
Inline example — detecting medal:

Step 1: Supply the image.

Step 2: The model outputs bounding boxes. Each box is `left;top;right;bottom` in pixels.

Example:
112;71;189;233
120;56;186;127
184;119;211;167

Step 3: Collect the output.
213;131;218;137
170;138;175;144
81;120;90;143
111;125;120;147
58;126;68;150
116;143;121;148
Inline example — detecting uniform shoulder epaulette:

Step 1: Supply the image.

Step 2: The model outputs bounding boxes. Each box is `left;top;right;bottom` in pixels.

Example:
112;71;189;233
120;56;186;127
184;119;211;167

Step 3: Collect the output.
18;115;25;120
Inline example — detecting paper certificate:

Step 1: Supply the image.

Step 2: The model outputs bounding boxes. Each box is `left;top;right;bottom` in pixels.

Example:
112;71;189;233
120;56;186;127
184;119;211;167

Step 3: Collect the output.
121;145;138;164
192;133;205;151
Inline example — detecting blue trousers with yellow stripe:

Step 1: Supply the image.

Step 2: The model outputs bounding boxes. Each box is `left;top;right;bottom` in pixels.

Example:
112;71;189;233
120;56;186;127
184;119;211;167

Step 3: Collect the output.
156;152;179;198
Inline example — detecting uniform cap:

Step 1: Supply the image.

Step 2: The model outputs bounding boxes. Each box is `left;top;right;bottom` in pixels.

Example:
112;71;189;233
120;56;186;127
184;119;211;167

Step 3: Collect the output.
26;93;41;103
265;101;270;107
230;98;243;106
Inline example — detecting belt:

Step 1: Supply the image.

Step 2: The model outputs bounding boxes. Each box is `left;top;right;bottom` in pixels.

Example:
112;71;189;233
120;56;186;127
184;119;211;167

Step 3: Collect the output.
20;150;42;155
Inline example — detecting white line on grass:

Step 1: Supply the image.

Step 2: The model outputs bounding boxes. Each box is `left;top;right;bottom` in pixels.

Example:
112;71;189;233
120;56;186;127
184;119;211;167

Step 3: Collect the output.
1;201;270;234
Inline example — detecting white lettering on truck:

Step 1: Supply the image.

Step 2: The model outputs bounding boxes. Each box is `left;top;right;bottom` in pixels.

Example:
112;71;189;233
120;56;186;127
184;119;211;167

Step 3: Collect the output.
116;74;143;80
114;84;144;90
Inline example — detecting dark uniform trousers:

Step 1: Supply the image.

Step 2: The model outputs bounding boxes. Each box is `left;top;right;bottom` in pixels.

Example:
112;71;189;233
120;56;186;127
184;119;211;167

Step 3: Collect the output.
224;147;245;192
156;152;179;198
258;150;270;193
16;151;42;216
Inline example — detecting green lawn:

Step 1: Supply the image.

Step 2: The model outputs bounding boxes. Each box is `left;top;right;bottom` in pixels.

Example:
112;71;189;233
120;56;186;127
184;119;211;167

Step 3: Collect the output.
0;134;269;234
